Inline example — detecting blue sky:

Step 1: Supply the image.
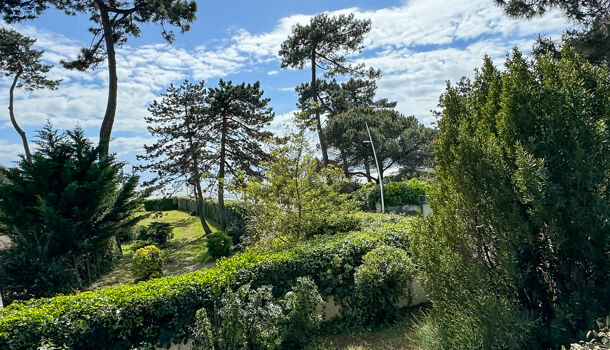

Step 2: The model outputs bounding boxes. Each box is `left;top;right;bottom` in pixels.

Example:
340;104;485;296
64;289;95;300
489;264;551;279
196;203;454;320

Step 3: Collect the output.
0;0;568;170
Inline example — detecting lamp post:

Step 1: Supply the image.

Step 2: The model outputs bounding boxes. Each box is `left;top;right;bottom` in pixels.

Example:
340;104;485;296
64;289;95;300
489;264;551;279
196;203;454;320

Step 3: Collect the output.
363;121;385;213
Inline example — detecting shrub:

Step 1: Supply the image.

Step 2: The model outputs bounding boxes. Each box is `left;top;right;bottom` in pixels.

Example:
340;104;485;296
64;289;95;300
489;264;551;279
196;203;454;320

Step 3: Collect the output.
240;132;360;243
143;198;177;211
0;220;412;349
0;125;145;299
219;284;283;349
132;245;163;280
192;309;215;350
353;245;415;325
281;277;324;348
367;178;430;210
412;48;610;349
137;222;174;245
410;294;536;350
193;277;322;350
207;232;232;259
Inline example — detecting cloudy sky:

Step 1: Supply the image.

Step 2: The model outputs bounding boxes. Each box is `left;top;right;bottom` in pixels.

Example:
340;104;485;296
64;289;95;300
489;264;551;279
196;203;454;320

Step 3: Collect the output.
0;0;567;169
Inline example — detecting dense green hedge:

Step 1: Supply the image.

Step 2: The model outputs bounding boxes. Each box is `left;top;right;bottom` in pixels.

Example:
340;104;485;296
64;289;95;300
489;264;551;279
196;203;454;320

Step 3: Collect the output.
0;218;411;349
368;178;431;210
143;198;177;211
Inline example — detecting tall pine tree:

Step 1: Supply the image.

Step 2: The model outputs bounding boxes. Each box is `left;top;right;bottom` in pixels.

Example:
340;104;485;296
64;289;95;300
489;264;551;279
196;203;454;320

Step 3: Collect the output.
205;79;274;230
279;13;376;166
137;80;213;234
1;0;197;156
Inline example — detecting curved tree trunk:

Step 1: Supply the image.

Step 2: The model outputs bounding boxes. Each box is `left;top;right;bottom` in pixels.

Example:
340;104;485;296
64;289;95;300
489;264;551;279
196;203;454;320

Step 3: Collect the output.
8;72;32;163
217;115;227;230
194;181;212;235
311;53;329;166
364;158;372;183
98;5;118;157
340;147;350;179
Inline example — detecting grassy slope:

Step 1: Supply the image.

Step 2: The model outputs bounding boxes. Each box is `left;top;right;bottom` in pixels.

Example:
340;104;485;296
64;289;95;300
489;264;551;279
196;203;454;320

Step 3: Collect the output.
90;210;218;289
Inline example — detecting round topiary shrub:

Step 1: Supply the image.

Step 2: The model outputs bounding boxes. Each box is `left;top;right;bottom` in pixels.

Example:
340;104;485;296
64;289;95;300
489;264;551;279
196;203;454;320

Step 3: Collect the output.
132;245;163;280
354;245;415;324
207;231;233;259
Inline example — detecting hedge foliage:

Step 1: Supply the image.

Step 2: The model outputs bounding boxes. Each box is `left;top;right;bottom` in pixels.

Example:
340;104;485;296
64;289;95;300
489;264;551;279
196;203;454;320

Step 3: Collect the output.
0;216;412;350
367;178;431;210
143;198;176;212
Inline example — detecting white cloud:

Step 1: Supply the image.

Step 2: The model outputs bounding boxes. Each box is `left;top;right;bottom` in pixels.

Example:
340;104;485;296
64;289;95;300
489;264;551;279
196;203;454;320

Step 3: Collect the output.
267;110;298;134
0;140;26;165
0;0;571;168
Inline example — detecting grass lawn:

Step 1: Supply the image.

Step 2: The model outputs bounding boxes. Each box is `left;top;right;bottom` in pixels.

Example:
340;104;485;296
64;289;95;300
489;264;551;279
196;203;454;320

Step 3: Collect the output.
90;210;219;289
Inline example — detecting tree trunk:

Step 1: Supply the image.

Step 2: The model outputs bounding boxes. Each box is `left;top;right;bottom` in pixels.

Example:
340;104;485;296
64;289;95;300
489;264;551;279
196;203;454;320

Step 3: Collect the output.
340;147;350;180
185;103;212;235
8;72;32;163
98;5;118;157
217;115;227;230
311;53;329;166
364;158;372;183
195;181;212;235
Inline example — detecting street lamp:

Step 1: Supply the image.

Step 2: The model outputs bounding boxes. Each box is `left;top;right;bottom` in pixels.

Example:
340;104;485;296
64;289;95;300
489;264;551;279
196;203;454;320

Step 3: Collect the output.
363;121;385;213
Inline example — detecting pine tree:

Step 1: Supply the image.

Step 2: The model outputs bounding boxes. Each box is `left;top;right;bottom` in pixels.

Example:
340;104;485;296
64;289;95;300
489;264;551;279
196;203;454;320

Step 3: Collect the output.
1;0;197;156
326;108;435;183
137;80;213;235
279;13;377;166
205;79;274;230
0;28;60;163
0;124;145;299
494;0;610;65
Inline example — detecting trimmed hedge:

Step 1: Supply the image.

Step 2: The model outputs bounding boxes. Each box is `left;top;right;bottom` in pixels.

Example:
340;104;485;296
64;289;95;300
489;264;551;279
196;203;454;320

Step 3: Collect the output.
368;178;431;210
143;198;177;211
0;219;412;350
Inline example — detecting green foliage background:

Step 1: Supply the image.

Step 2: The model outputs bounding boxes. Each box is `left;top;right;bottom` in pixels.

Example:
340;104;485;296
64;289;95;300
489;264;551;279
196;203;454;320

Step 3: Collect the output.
412;47;610;349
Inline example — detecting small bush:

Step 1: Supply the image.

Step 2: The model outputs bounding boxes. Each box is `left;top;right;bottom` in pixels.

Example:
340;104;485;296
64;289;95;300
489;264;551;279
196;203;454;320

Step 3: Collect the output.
410;295;536;350
193;277;323;350
207;231;232;259
219;284;283;349
132;245;163;280
353;245;415;325
137;222;174;245
192;309;215;350
281;277;324;348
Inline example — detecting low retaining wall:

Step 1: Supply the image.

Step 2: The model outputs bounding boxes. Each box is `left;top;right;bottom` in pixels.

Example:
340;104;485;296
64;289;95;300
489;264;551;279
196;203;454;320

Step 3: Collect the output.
160;279;428;350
